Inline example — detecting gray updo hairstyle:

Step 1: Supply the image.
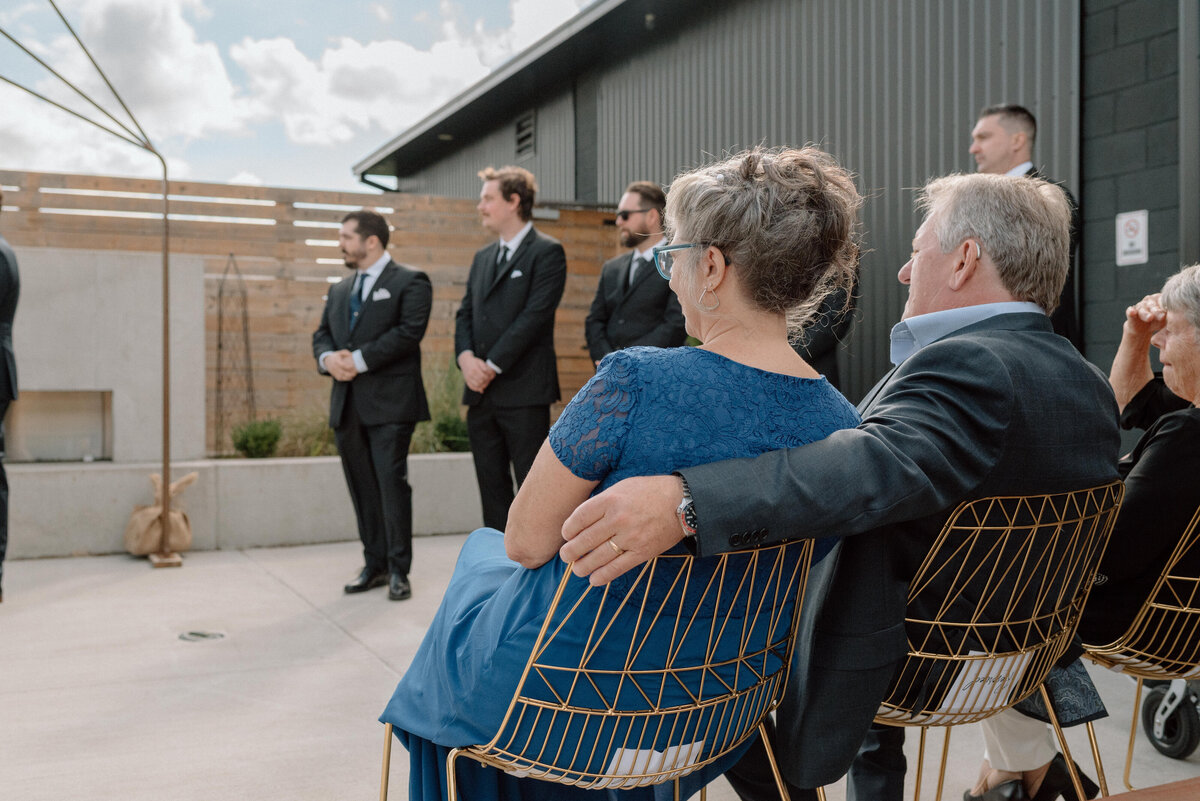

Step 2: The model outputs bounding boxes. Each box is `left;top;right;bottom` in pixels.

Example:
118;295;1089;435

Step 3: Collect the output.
664;145;862;328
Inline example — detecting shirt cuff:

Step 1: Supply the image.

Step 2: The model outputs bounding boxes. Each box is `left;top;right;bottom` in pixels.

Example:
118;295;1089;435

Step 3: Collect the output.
486;359;503;374
318;351;333;373
352;350;368;373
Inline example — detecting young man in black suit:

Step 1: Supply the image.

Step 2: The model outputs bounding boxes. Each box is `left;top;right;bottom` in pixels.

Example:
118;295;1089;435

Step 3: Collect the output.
0;190;19;604
585;181;685;365
455;166;567;531
970;103;1082;348
558;173;1121;800
313;210;431;601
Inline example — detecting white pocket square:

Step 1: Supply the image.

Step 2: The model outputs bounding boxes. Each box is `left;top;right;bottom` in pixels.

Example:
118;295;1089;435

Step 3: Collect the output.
372;288;391;300
510;270;524;279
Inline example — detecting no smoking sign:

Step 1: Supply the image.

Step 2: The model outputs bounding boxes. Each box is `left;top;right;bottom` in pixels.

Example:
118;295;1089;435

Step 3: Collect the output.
1116;210;1149;266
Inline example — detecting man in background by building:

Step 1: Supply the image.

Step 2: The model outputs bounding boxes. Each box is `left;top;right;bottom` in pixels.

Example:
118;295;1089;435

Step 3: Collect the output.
0;190;18;603
585;181;685;365
970;102;1082;347
313;210;432;601
456;166;567;531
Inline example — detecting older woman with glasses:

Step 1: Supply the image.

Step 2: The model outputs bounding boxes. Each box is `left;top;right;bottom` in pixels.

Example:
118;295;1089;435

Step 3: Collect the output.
380;146;862;801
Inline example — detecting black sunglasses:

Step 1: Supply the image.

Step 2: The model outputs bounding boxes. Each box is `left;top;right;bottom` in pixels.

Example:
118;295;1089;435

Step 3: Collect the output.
615;208;652;222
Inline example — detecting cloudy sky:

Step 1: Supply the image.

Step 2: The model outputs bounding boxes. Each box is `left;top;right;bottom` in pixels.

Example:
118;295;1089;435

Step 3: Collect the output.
0;0;594;192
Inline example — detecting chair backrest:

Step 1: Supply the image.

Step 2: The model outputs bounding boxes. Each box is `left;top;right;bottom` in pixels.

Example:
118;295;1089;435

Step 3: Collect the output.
875;481;1124;728
467;540;814;790
1086;505;1200;679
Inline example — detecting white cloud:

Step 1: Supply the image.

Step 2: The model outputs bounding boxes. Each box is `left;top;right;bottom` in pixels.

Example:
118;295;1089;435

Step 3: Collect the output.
227;170;262;185
370;3;391;24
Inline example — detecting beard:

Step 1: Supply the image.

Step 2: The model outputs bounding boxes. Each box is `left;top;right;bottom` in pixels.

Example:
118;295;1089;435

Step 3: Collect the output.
620;228;652;249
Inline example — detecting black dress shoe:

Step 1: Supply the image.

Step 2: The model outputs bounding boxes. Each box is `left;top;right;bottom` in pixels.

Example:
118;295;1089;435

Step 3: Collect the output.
388;574;411;601
344;567;388;594
964;778;1030;801
1030;753;1098;801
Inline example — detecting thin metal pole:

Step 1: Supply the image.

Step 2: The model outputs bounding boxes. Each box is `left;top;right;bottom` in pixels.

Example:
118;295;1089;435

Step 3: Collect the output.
155;155;172;560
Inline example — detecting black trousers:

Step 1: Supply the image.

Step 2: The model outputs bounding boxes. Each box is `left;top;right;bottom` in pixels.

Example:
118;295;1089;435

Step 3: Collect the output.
466;399;549;531
334;402;416;577
724;718;821;801
724;719;905;801
0;399;8;592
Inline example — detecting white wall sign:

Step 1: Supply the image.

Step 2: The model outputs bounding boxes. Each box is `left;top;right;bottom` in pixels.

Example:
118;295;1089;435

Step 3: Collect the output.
1116;210;1149;266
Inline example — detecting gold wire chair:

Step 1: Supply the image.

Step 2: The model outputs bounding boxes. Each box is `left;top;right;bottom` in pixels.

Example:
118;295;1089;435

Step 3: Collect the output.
1084;505;1200;792
379;540;815;801
869;482;1124;801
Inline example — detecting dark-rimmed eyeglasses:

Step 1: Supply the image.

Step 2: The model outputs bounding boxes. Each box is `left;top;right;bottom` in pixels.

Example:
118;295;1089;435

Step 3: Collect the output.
615;208;652;222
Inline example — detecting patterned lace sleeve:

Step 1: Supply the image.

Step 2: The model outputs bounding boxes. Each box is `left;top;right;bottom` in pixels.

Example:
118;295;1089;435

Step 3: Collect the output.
548;351;638;481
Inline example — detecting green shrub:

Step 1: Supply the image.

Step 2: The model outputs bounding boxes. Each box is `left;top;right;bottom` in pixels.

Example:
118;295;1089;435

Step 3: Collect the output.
231;419;283;458
276;408;339;457
412;356;470;454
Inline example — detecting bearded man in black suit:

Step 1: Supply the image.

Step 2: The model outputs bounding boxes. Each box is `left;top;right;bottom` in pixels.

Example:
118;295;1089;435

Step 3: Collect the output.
557;173;1120;800
0;190;19;604
313;210;431;601
971;103;1082;348
585;181;685;365
455;166;567;531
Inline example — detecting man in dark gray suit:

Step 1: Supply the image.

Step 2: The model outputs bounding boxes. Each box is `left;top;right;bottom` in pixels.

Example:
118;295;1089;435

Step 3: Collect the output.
456;166;567;531
313;210;432;601
0;190;18;604
585;181;685;365
559;173;1121;799
971;103;1082;349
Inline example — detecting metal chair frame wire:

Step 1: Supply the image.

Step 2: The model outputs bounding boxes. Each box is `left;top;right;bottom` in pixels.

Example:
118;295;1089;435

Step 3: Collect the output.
1084;504;1200;791
380;540;815;801
868;482;1124;801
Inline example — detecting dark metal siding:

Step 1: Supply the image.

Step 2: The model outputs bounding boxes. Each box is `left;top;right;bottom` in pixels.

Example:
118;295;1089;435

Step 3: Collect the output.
398;89;576;201
396;0;1080;399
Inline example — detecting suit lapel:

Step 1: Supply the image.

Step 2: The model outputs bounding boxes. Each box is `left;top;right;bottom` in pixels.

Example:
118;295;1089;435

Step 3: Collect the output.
354;262;396;330
487;231;534;295
330;276;353;343
613;252;635;303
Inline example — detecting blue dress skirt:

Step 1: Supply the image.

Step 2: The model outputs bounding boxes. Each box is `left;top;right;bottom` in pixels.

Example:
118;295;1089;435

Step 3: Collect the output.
381;347;861;800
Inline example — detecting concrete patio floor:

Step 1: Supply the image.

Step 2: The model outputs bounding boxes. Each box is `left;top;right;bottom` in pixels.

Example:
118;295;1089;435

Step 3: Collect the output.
1;536;1198;800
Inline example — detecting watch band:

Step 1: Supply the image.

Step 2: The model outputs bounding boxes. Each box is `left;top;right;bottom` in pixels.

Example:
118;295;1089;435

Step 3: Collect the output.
677;474;697;537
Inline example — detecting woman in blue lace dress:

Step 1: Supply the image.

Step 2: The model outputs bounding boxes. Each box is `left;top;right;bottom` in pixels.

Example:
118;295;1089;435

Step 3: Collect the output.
380;146;863;801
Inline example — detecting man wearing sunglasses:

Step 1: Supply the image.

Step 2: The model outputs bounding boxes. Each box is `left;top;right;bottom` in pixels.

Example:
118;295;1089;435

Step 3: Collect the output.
584;181;685;367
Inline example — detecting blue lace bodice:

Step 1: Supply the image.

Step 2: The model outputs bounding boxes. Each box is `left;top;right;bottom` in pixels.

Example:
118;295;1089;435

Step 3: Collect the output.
549;346;860;491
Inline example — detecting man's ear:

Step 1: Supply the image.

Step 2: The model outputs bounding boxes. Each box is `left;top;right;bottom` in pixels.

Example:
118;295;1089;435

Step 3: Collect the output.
948;240;979;291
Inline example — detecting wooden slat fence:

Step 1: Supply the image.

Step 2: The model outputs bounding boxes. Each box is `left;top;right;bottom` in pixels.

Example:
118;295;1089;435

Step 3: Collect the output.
0;170;619;453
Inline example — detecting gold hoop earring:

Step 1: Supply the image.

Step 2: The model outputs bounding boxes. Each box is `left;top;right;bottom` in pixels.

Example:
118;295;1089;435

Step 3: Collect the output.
698;285;720;312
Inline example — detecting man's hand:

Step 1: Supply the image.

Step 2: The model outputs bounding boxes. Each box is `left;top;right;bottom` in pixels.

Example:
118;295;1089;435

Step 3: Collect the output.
560;475;685;585
458;351;496;393
1124;293;1166;340
327;350;358;381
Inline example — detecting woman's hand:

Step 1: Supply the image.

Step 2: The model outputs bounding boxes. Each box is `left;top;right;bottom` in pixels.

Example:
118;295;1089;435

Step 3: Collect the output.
1124;293;1166;340
559;475;685;585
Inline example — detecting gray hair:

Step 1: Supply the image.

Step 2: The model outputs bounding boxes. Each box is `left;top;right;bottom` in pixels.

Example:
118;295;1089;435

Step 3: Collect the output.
918;173;1070;313
1161;264;1200;330
664;146;861;325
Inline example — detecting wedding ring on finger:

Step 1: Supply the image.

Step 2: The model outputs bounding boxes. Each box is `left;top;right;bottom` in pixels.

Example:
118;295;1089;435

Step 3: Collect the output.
607;539;623;556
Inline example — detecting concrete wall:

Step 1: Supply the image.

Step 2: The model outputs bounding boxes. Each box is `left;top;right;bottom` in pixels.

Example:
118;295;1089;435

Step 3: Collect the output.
8;453;482;559
11;247;207;462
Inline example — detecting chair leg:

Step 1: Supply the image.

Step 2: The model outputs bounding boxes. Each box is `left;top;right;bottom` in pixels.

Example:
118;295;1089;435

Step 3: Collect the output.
1041;685;1088;801
933;726;952;801
913;727;927;801
815;788;827;801
1083;720;1109;797
1124;678;1144;792
757;720;793;801
447;747;462;801
380;723;393;801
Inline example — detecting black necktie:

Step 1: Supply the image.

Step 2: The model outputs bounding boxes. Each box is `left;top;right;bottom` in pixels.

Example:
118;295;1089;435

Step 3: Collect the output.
349;273;365;327
493;245;510;283
629;255;646;287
